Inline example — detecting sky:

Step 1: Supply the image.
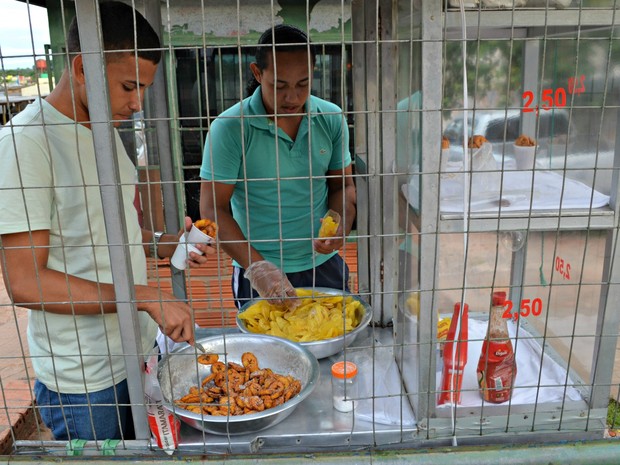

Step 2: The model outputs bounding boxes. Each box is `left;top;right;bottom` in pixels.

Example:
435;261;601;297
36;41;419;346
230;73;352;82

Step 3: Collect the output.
0;0;50;70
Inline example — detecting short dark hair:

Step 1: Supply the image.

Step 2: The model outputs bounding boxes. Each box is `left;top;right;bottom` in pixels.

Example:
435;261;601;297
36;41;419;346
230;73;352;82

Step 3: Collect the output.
66;1;161;64
246;24;316;96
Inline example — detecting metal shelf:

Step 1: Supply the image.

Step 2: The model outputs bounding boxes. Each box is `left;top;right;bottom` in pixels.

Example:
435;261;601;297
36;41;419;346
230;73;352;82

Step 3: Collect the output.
438;206;616;233
400;181;615;235
444;9;619;34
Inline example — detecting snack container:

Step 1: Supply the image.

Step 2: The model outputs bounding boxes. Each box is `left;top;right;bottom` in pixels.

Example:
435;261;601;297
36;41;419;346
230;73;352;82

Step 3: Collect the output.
331;361;358;412
187;224;215;245
514;144;537;170
237;287;372;359
170;234;202;270
318;210;341;238
157;334;319;435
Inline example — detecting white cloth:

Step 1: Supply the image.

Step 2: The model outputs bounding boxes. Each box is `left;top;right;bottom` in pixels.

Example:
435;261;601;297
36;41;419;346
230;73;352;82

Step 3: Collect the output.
0;98;157;393
405;170;609;214
436;319;583;408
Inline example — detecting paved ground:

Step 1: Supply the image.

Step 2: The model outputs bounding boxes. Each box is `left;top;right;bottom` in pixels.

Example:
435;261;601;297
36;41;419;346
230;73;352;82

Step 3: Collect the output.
0;268;49;452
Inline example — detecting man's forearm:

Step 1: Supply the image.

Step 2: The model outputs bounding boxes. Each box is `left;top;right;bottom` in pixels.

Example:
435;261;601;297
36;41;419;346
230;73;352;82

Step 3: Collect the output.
9;268;119;314
9;266;178;318
209;211;263;269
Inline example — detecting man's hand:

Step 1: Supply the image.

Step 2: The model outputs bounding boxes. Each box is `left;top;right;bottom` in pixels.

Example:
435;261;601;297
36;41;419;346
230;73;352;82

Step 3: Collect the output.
136;285;196;345
313;221;345;255
244;260;300;310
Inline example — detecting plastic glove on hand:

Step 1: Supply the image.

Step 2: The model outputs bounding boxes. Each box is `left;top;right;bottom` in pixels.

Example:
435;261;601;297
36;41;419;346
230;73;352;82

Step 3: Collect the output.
244;260;300;310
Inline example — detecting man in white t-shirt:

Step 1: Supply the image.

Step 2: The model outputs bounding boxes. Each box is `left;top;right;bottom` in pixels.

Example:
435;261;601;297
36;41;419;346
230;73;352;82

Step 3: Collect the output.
0;2;213;441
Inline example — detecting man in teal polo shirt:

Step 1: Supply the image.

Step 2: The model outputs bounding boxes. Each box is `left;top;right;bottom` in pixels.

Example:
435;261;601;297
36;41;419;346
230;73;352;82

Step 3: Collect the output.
200;24;356;309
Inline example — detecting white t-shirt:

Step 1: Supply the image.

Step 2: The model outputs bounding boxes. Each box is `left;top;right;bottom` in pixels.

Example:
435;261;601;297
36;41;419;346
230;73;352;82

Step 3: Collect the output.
0;98;157;394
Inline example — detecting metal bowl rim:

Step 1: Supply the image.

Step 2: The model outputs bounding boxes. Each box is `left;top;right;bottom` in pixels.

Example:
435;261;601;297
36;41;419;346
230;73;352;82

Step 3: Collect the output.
236;287;373;345
158;333;320;424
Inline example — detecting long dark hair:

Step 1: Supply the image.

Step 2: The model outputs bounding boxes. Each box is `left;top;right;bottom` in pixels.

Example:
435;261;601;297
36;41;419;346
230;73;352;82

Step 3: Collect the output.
246;24;316;97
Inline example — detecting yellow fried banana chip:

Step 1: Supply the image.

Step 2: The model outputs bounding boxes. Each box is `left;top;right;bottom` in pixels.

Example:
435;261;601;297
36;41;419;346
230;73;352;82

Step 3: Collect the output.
238;290;364;342
318;215;339;238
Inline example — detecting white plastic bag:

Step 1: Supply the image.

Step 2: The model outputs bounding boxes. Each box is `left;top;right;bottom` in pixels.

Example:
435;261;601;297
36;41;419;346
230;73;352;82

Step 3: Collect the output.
471;142;502;197
470;142;496;171
144;349;180;454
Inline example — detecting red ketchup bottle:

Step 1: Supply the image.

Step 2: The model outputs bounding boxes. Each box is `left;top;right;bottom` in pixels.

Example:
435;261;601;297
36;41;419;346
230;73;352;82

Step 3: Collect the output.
438;302;468;405
476;291;517;403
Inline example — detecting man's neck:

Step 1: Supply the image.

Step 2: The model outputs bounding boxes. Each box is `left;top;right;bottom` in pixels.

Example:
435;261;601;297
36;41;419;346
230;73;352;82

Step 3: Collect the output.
275;114;303;140
45;74;91;128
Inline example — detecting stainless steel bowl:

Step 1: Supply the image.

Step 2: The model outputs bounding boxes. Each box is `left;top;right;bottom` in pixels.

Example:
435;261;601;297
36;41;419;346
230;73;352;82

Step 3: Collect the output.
157;333;319;435
237;287;373;359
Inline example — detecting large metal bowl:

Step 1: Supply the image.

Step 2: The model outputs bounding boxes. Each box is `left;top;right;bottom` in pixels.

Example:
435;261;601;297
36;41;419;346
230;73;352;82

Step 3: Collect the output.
157;333;319;435
237;287;373;359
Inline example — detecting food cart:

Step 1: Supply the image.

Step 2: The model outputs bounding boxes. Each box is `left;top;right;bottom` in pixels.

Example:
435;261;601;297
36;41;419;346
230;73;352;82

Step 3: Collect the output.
3;0;620;461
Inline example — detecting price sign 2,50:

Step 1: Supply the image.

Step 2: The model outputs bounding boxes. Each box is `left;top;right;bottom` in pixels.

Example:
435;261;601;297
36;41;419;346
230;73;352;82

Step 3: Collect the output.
502;298;544;322
522;75;586;114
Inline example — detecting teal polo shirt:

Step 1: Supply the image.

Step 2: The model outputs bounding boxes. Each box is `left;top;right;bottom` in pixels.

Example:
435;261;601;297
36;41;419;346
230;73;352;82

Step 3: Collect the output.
200;87;351;273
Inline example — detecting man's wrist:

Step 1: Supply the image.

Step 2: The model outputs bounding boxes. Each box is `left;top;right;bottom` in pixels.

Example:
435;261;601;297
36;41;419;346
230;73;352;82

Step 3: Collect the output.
150;231;164;259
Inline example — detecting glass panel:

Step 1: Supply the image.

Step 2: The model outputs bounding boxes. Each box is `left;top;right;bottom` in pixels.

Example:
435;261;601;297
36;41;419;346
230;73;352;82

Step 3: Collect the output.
428;16;619;416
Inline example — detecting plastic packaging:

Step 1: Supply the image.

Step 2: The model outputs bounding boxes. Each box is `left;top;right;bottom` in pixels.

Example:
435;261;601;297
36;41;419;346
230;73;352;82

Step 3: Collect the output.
331;361;358;412
477;291;517;403
438;302;469;405
144;349;180;454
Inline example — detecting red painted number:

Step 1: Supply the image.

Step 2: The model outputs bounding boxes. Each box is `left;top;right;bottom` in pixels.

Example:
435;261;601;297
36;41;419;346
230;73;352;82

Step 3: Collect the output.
524;87;568;112
522;90;535;113
555;256;571;280
502;300;514;320
502;298;543;321
567;75;586;95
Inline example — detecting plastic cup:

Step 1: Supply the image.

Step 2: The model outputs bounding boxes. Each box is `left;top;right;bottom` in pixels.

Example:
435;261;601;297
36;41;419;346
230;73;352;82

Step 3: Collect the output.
170;235;203;270
514;144;537;170
186;224;215;245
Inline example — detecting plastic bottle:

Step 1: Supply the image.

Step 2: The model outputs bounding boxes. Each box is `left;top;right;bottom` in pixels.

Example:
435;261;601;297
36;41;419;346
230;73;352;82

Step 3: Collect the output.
476;291;517;403
438;302;469;405
331;361;358;412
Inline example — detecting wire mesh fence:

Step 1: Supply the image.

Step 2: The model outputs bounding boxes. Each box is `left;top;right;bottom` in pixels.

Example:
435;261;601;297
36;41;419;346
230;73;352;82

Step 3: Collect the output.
0;0;619;459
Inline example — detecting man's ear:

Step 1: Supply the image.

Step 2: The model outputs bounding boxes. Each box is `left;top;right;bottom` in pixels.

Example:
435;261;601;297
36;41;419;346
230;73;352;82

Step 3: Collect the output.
70;54;86;85
249;62;262;83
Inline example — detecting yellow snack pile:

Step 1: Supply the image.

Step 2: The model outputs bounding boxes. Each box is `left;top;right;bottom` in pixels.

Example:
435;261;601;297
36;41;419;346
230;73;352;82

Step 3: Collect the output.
238;289;364;342
318;215;339;238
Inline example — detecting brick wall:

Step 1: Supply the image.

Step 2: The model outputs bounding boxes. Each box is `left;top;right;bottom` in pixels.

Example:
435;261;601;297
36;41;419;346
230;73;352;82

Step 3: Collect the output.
148;244;358;328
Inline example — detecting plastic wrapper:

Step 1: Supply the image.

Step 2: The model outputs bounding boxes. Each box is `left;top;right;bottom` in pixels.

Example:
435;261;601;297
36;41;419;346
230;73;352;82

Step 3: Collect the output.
144;349;180;454
318;210;341;238
470;142;496;171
